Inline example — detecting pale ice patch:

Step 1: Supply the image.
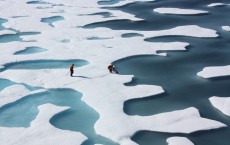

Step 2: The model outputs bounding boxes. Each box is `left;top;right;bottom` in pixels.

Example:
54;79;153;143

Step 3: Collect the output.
207;3;225;7
100;0;156;7
197;65;230;78
209;96;230;116
0;30;16;35
132;107;226;134
0;84;45;107
222;26;230;31
166;137;194;145
3;17;51;32
123;25;218;38
154;8;208;15
0;104;87;145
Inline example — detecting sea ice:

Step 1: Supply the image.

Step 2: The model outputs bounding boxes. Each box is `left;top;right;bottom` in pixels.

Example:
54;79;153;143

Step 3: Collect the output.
222;26;230;31
209;96;230;116
0;30;17;35
0;104;87;145
0;0;226;144
166;137;194;145
197;65;230;78
132;107;226;134
0;84;44;107
99;0;156;7
207;3;225;7
154;8;208;15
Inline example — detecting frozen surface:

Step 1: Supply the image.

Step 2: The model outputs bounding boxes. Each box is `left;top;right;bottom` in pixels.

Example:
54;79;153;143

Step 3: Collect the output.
0;103;87;145
0;30;16;35
197;65;230;78
166;137;194;145
207;3;225;7
0;0;227;144
131;107;226;134
154;8;208;15
209;96;230;116
222;26;230;31
0;84;44;107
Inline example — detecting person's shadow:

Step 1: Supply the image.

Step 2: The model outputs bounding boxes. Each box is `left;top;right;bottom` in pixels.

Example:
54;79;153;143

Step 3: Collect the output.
72;75;91;79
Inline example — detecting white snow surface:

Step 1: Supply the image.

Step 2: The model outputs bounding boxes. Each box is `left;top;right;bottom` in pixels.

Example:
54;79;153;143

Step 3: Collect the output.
0;0;225;144
154;8;208;15
0;30;17;35
197;65;230;78
166;137;194;145
209;96;230;116
0;84;45;107
222;26;230;31
0;104;87;145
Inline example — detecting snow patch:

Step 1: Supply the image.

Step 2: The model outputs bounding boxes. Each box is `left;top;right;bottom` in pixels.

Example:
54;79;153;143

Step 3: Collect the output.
0;84;44;107
0;30;17;35
209;96;230;116
208;3;225;7
166;137;194;145
154;8;208;15
222;26;230;31
197;65;230;78
132;107;226;134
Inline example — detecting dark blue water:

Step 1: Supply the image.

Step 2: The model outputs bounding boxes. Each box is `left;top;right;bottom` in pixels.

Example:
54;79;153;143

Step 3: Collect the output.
14;46;47;55
85;0;230;32
115;36;230;144
83;0;230;144
89;12;114;18
0;88;117;145
0;59;88;72
41;16;64;27
122;33;144;38
98;0;121;5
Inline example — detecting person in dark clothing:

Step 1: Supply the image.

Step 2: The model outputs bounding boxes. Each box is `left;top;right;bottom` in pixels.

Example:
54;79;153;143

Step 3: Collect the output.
108;64;118;74
70;63;74;77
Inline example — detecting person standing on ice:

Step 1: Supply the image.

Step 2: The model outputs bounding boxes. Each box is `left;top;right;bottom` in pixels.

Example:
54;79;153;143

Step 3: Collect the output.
70;63;74;77
108;64;118;74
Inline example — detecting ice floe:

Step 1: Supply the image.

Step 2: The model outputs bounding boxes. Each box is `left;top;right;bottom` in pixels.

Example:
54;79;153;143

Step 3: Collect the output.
0;30;16;35
209;96;230;116
154;8;208;15
0;104;87;145
0;84;44;107
166;137;194;145
139;25;218;38
197;65;230;78
222;26;230;31
208;3;225;7
132;107;226;134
